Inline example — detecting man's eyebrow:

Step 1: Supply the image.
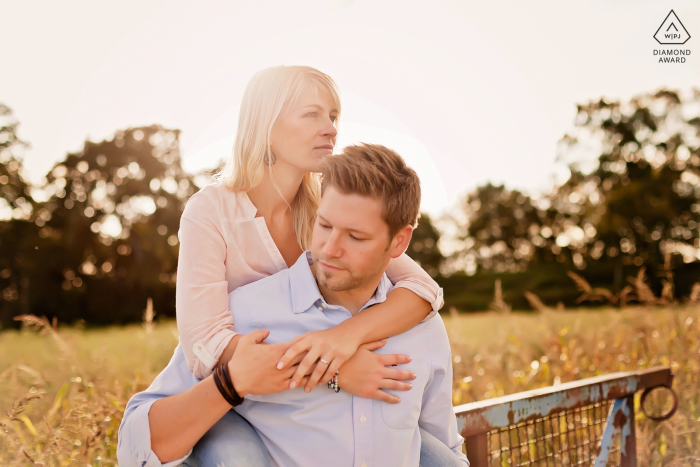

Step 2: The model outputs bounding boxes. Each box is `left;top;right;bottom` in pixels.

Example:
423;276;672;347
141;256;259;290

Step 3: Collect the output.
317;214;369;235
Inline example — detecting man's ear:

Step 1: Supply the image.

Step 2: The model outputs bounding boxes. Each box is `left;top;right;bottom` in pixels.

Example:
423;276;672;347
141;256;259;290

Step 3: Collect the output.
388;225;414;259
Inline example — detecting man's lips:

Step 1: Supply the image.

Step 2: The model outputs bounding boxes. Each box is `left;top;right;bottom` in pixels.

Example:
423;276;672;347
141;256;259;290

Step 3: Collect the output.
318;261;344;272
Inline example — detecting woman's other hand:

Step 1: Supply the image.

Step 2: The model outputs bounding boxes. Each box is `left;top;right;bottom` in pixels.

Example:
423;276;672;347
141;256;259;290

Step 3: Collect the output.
229;330;309;397
335;339;415;403
277;327;362;392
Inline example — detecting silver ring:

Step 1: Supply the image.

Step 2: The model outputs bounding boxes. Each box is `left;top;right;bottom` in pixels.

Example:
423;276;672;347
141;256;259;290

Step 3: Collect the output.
320;359;329;365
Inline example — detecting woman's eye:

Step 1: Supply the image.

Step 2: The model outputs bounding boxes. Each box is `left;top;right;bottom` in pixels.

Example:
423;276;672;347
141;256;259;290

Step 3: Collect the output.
319;223;330;229
305;112;317;117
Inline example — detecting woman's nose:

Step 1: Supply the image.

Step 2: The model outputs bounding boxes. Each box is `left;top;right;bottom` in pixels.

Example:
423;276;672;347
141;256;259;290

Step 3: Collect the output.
323;118;338;138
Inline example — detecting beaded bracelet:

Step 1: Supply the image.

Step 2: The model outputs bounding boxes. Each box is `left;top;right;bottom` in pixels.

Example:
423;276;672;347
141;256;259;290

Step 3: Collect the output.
327;370;340;393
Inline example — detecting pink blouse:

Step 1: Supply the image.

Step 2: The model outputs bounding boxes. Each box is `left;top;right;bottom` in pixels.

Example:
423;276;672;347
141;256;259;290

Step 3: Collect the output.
176;184;444;379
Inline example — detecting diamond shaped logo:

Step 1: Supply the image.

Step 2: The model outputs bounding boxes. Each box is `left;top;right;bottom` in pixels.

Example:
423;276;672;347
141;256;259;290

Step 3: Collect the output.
654;10;691;45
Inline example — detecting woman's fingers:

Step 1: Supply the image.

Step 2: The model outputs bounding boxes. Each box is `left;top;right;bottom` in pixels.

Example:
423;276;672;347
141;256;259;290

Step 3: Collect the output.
358;339;387;352
378;353;412;367
277;337;312;370
379;378;413;391
314;358;343;390
372;389;401;404
303;356;333;392
382;368;416;382
289;346;322;389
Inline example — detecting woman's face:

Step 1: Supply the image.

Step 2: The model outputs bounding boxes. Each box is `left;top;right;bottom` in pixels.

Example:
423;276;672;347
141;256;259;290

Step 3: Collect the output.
270;84;338;174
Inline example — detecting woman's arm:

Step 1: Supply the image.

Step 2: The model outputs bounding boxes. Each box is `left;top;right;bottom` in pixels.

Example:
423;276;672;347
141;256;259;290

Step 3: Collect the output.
278;253;443;392
176;186;239;379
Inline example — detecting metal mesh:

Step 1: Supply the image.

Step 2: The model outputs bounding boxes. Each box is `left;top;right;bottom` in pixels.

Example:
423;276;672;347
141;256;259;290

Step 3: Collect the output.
486;400;621;466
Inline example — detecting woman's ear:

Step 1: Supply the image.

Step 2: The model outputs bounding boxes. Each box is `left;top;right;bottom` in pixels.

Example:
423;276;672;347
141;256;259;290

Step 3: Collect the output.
388;225;414;259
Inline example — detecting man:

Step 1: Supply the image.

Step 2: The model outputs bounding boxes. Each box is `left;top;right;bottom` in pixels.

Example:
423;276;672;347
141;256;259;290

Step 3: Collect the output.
118;144;468;466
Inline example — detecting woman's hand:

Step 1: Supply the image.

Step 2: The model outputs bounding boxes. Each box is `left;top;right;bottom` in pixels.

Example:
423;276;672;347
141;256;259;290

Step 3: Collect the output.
229;330;310;397
335;340;415;403
276;327;363;393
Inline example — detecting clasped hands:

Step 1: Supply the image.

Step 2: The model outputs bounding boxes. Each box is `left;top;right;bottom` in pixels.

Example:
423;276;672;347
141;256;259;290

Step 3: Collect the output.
229;328;415;403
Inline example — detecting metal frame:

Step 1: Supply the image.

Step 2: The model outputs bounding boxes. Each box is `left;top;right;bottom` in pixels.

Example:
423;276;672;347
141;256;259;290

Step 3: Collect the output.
453;367;674;466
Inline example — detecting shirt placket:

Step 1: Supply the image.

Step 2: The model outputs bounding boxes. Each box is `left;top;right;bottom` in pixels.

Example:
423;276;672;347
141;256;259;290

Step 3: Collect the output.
353;395;373;467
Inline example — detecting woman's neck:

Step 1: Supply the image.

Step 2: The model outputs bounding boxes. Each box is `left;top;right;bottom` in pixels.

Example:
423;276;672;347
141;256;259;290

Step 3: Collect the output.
247;162;305;218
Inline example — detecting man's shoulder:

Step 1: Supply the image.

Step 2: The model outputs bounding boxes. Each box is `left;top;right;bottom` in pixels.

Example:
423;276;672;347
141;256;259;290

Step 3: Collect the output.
229;268;291;303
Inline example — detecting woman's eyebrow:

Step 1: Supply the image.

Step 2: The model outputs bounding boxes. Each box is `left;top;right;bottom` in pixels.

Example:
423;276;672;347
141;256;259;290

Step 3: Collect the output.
301;104;338;113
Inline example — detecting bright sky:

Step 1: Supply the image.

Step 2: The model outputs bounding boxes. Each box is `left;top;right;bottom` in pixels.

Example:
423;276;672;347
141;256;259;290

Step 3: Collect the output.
1;0;698;216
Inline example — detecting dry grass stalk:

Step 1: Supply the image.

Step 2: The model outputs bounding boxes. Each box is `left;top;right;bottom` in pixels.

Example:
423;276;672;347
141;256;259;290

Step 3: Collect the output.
524;291;551;313
12;315;68;354
688;283;700;303
630;267;657;305
143;297;156;334
489;279;511;313
567;271;617;305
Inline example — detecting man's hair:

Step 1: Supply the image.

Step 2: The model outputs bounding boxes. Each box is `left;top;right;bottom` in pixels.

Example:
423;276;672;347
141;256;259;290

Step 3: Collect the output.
319;143;421;239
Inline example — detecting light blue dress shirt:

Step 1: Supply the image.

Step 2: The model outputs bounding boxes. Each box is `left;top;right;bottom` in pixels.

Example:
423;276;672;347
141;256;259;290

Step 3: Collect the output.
118;251;467;467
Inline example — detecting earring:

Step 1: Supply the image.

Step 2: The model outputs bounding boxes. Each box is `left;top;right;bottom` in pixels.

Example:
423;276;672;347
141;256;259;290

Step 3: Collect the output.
263;151;277;165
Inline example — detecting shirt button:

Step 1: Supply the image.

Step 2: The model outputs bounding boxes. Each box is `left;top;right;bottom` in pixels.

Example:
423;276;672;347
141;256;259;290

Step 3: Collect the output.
194;343;203;354
360;415;366;423
361;463;367;467
317;306;323;311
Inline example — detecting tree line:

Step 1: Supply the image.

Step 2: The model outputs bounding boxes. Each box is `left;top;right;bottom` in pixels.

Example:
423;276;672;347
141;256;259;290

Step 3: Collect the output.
0;88;698;326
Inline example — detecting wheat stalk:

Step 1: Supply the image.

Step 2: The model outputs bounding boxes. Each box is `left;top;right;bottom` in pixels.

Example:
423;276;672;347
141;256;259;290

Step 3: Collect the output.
143;297;156;334
524;291;551;312
489;279;511;313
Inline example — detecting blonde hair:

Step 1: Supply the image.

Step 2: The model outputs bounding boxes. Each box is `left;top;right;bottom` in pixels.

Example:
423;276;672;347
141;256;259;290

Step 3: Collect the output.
320;143;421;239
215;66;341;249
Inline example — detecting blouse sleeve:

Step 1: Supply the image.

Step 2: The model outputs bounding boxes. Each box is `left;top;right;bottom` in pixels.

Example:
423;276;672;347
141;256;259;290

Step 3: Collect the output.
384;253;444;321
175;186;238;379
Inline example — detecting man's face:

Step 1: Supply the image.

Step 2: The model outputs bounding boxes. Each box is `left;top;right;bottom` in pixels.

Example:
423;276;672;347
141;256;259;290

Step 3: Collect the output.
311;186;396;292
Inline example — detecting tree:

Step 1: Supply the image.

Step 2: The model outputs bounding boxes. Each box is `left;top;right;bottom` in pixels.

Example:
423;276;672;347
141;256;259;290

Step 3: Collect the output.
559;89;700;275
0;104;40;326
450;88;700;297
33;125;197;324
406;213;444;277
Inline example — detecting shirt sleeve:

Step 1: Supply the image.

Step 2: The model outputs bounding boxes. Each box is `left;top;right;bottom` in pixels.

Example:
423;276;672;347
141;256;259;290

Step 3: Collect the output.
384;253;444;320
117;345;199;467
419;316;469;465
176;186;239;379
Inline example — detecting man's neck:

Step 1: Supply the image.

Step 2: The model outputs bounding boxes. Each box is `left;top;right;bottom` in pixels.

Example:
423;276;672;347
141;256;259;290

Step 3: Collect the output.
308;264;382;315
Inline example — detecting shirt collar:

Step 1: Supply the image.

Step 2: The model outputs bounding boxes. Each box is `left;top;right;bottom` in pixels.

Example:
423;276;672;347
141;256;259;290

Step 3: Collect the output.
235;189;258;220
289;251;393;314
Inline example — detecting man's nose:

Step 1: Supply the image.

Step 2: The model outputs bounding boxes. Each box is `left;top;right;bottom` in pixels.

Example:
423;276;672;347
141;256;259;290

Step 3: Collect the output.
322;230;342;257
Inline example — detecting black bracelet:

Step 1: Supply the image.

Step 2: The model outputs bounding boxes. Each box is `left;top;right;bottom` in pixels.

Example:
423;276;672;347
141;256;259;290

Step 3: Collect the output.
213;363;244;407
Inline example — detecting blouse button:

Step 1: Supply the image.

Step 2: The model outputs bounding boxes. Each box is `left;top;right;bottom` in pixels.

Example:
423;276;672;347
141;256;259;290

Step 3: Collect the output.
360;415;366;423
194;343;203;354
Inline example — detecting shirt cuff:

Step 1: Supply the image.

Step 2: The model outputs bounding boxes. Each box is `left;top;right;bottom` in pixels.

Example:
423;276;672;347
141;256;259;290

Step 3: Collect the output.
118;399;192;467
191;329;238;379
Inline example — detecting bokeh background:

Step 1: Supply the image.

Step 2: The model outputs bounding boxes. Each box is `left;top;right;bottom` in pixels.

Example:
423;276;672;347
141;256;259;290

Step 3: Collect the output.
1;1;699;465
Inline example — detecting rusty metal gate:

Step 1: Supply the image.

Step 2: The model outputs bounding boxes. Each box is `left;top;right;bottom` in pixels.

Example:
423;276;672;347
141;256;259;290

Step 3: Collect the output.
453;367;677;466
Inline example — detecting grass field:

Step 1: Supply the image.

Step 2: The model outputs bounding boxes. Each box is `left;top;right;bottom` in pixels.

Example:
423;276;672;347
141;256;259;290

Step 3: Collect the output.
1;306;699;466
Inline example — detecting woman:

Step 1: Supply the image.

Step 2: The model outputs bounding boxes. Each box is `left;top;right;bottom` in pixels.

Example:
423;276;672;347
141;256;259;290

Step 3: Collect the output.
155;65;460;466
